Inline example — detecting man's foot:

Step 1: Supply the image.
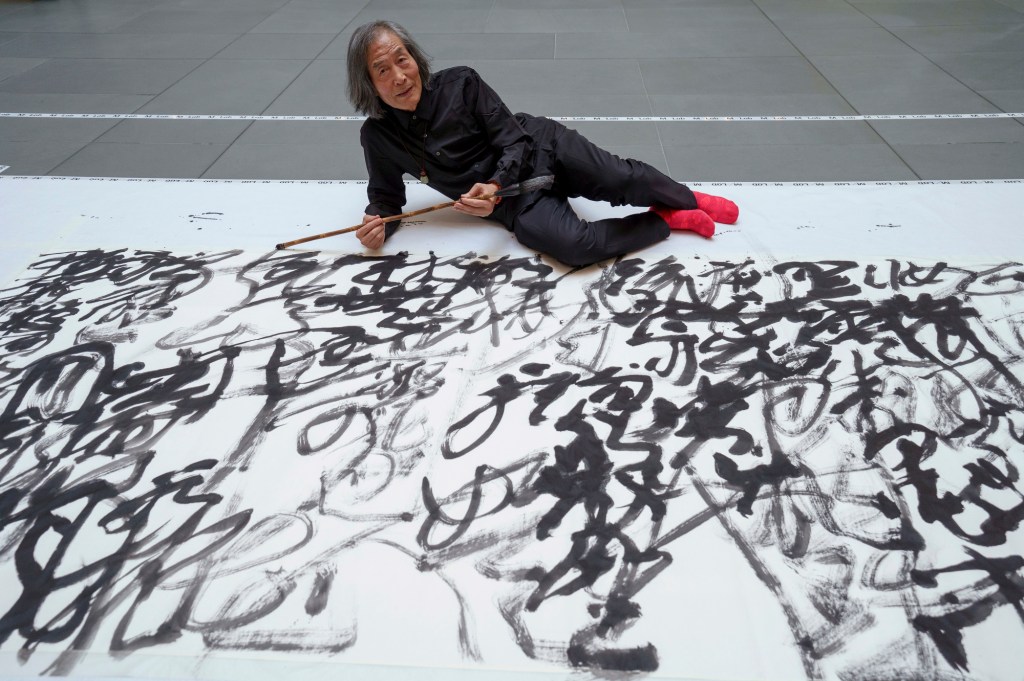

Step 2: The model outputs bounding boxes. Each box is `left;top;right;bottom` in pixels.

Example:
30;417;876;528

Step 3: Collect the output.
693;191;739;224
650;206;715;237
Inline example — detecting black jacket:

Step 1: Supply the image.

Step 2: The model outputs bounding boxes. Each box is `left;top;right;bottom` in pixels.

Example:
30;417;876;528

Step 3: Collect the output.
360;66;557;237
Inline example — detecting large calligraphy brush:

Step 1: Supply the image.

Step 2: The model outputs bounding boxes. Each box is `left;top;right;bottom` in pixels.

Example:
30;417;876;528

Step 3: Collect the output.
275;175;555;250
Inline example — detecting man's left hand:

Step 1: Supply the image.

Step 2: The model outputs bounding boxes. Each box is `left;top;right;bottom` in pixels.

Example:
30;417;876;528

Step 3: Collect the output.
454;182;501;217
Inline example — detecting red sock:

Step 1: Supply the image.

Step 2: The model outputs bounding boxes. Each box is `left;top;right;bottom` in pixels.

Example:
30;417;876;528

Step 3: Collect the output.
692;191;739;224
650;206;715;238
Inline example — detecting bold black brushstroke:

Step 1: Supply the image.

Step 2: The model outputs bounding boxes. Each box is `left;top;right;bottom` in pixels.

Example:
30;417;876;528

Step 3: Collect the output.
1;250;1023;679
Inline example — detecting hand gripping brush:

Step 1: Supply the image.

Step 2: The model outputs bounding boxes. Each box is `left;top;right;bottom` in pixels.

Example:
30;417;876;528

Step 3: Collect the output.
275;175;555;250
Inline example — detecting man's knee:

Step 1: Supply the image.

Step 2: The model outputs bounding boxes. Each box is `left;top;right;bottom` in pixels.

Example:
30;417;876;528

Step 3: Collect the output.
553;250;603;268
539;229;607;268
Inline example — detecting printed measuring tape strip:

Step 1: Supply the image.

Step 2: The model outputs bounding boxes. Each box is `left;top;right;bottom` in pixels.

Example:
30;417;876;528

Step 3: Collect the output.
1;112;1023;122
2;176;1021;186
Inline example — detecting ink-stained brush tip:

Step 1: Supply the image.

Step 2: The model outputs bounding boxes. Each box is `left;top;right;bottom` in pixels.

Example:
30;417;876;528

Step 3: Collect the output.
520;174;555;193
494;174;555;198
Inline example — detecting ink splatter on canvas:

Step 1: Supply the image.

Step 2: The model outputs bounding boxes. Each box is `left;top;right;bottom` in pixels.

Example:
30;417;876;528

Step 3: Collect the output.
0;249;1022;680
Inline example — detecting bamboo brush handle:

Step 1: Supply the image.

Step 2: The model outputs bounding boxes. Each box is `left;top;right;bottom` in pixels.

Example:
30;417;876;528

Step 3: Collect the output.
274;192;499;250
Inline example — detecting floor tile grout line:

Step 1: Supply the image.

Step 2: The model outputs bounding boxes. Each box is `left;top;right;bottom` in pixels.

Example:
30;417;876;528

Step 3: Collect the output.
37;118;127;176
121;47;235;119
630;3;671;175
100;21;268;180
206;29;259;62
179;0;297;161
484;0;497;35
991;0;1024;15
44;86;167;175
195;61;312;178
991;0;1023;10
633;54;671;178
747;0;922;180
840;2;1024;132
5;113;1024;121
197;0;375;179
4;2;1022;180
6;176;1020;187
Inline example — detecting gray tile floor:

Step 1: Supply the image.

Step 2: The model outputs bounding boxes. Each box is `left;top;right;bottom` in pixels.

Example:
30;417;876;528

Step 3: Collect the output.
1;0;1023;181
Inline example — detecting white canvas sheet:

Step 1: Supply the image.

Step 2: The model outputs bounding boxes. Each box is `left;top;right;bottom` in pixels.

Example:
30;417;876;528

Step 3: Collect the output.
0;177;1023;681
1;177;1023;269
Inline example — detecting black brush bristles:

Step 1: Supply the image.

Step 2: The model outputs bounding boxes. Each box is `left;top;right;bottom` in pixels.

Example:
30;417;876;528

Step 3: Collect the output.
494;175;555;198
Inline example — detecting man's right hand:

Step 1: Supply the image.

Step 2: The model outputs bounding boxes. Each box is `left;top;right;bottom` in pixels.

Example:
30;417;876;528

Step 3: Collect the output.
356;214;386;250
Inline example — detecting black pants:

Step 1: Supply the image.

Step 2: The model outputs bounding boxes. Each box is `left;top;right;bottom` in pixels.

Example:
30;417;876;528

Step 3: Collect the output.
507;118;697;268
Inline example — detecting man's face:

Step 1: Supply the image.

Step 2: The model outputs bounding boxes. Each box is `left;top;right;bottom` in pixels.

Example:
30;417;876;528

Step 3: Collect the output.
367;31;422;112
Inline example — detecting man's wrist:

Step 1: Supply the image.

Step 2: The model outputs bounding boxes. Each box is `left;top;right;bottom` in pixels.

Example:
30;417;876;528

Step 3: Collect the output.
486;181;502;204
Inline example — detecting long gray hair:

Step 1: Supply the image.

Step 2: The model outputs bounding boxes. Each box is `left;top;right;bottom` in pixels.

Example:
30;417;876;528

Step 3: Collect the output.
347;21;432;119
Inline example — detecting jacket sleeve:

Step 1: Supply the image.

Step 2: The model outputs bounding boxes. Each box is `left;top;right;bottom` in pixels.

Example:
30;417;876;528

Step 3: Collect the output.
361;122;407;239
463;69;532;190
